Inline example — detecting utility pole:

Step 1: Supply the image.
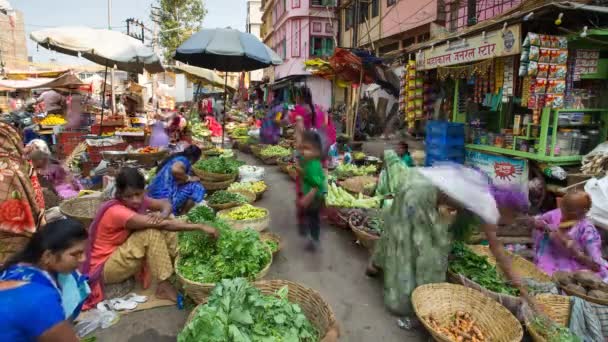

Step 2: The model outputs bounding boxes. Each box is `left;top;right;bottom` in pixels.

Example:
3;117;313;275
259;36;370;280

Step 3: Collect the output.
151;5;161;111
108;0;116;113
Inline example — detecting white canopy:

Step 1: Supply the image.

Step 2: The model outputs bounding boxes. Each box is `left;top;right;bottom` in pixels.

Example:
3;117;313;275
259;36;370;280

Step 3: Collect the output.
31;27;163;74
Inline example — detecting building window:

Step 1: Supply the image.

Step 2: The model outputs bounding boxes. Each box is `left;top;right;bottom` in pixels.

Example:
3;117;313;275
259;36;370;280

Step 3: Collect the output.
312;22;322;33
345;7;353;30
292;20;301;57
325;23;333;33
310;36;334;57
311;0;336;6
443;0;521;32
292;0;300;8
371;0;379;17
359;2;369;22
282;38;287;59
387;0;395;6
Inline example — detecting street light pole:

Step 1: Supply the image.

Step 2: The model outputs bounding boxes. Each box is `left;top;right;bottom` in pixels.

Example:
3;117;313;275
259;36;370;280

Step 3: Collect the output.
108;0;116;114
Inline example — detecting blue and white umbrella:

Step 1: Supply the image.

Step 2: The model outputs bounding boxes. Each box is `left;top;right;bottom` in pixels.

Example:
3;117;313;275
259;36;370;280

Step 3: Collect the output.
174;28;282;72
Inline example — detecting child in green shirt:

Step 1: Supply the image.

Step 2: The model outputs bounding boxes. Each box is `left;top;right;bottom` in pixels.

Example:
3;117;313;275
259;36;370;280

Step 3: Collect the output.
396;141;414;167
297;130;326;251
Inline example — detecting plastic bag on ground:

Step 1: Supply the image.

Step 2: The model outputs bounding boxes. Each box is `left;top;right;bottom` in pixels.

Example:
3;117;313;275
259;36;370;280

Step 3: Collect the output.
239;165;265;182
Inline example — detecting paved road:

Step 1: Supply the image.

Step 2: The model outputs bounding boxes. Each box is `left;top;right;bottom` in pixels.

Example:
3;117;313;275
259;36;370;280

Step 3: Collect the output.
97;152;425;341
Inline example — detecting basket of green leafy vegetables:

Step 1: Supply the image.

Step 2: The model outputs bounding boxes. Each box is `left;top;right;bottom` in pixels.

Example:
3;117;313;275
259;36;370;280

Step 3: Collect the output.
206;190;254;211
192;157;243;181
175;218;272;304
180;278;339;342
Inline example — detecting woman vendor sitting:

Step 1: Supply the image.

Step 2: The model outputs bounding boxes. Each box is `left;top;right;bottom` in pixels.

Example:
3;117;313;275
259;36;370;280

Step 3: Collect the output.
82;168;218;308
0;219;89;342
147;145;206;215
533;191;608;280
31;150;83;200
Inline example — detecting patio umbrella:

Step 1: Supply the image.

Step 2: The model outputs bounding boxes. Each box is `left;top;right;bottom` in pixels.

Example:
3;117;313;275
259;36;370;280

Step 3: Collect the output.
31;26;164;132
174;27;282;146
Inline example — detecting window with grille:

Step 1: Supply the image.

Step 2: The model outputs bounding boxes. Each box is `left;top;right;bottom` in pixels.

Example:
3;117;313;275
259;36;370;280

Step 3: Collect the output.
443;0;521;32
371;0;379;17
311;0;336;6
345;6;353;30
310;36;334;57
359;2;369;22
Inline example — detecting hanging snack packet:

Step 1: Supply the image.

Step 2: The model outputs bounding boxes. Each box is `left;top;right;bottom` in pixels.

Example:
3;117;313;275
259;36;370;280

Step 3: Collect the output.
537;63;550;78
529;46;540;61
528;32;540;46
540;34;552;48
539;49;551;63
552;94;564;108
528;61;539;76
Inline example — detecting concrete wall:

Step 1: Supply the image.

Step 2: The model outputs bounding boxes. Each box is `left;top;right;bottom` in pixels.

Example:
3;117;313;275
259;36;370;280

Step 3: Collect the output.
0;10;27;71
380;0;437;39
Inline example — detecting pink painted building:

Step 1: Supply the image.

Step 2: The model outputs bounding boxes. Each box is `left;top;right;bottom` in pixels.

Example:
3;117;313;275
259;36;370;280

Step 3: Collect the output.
261;0;337;109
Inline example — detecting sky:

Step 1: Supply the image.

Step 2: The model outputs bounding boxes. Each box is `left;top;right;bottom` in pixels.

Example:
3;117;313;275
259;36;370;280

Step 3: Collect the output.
10;0;247;65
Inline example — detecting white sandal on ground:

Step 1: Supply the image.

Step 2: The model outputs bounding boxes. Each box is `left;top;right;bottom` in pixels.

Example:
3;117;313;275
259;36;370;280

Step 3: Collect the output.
121;293;148;303
109;298;138;311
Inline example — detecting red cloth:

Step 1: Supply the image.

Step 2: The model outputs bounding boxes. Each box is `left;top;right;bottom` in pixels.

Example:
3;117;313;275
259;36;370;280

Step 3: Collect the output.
205;117;223;137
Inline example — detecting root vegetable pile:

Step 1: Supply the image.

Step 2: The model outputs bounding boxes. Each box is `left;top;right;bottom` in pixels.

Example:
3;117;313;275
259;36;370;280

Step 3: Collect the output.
554;270;608;300
426;311;485;342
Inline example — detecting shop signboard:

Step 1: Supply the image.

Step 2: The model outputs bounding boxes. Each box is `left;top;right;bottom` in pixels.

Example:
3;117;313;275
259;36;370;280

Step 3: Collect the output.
417;24;521;70
465;150;528;194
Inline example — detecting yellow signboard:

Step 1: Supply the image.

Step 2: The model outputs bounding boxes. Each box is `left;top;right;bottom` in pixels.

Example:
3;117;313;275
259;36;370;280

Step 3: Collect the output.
417;24;521;70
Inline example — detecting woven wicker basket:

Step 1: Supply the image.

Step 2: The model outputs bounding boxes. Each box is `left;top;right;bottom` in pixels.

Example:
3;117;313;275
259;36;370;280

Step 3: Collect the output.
207;190;256;211
413;283;523;342
200;178;235;191
526;294;571;342
217;206;270;232
59;196;103;228
175;246;272;304
0;231;30;264
348;215;380;252
185;279;339;341
260;231;283;255
448;245;551;314
261;155;279;165
193;169;237;182
339;176;378;197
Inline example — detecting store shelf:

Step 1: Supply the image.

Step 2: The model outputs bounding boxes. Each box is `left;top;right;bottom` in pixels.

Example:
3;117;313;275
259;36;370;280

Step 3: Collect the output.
555;108;608;113
466;144;583;164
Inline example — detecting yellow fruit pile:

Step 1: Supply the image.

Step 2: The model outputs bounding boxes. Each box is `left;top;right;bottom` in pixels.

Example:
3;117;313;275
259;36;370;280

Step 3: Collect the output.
40;114;66;126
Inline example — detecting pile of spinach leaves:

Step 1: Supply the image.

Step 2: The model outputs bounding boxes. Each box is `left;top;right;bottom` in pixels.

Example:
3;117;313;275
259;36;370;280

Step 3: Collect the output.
177;219;271;284
194;157;244;175
448;242;519;295
178;278;318;342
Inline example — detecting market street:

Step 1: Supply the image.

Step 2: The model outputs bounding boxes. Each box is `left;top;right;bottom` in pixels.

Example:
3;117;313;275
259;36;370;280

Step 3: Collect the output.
96;152;424;342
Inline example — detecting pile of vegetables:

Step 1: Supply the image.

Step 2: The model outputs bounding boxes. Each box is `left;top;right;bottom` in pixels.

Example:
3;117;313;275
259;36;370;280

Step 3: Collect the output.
260;146;291;158
448;242;519;295
529;316;580;342
333;164;377;178
326;183;381;208
194;157;244;175
191;122;211;138
425;311;486;342
207;191;248;205
179;278;318;342
186;205;216;223
230;127;249;137
554;270;608;300
353;151;366;160
177;220;271;283
219;204;267;221
265;240;279;253
350;211;383;236
228;181;267;193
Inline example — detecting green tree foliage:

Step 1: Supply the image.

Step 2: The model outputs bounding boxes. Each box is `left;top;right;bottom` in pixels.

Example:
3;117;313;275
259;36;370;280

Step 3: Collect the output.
153;0;206;62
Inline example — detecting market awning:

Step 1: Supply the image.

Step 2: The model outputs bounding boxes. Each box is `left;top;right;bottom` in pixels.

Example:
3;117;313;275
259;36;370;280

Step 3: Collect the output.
0;73;84;90
170;64;236;91
4;69;70;80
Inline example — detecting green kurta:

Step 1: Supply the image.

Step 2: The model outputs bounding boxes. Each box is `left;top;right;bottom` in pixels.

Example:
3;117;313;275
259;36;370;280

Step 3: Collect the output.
372;151;451;315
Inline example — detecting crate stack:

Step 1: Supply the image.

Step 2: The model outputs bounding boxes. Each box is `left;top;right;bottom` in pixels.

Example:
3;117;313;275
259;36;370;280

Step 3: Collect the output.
56;129;88;159
425;121;465;166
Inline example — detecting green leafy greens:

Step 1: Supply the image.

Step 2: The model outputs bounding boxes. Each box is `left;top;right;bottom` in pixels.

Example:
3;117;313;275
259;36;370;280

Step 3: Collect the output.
178;278;318;342
448;242;519;295
194;157;244;174
177;220;271;284
208;191;248;205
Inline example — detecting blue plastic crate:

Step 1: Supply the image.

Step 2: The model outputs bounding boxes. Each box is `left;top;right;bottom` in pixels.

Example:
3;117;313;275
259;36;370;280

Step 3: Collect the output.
425;134;465;147
426;145;465;159
426;121;465;139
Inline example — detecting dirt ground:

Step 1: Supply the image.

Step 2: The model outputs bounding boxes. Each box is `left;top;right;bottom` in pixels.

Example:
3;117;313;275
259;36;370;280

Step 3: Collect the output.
95;143;426;342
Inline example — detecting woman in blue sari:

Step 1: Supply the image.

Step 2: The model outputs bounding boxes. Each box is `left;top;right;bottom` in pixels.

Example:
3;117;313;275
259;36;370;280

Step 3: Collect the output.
147;145;206;215
0;218;89;342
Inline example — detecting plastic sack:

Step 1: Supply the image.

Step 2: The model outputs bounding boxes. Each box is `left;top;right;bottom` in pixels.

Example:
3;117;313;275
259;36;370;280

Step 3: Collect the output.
74;309;119;337
585;176;608;229
248;128;260;138
238;165;265;182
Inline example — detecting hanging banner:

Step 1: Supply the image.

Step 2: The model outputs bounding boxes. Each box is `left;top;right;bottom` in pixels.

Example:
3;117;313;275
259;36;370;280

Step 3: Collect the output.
465;150;528;195
417;24;521;70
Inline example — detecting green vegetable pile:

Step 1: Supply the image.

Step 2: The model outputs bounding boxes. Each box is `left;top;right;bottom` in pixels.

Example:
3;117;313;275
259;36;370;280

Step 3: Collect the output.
260;146;291;158
219;204;268;220
208;191;248;205
178;278;318;342
194;157;244;174
186;205;216;223
228;181;267;193
448;242;519;295
191;122;212;138
265;240;279;253
333;164;377;178
231;127;249;137
530;317;580;342
177;220;271;284
326;183;380;208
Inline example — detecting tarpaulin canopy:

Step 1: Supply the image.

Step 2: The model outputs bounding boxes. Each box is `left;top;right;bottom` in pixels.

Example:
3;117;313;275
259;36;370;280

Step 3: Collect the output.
170;64;236;91
30;27;164;74
0;73;85;90
5;69;70;80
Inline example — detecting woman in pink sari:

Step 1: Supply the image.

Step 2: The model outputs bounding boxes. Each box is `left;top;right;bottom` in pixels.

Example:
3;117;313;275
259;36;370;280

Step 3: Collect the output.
533;191;608;281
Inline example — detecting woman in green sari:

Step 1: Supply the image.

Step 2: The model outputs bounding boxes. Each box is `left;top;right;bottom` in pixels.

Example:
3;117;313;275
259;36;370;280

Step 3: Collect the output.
369;152;528;318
